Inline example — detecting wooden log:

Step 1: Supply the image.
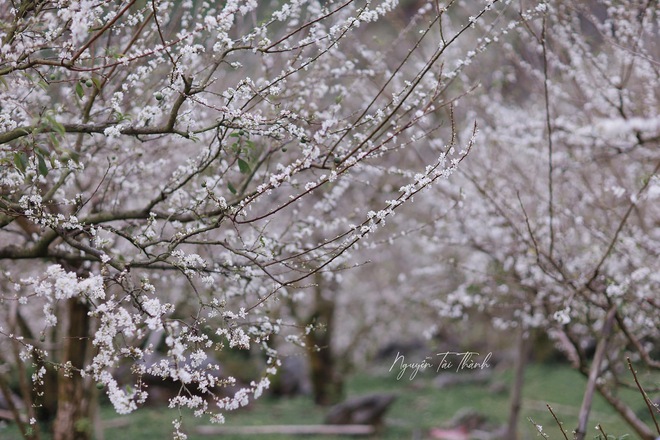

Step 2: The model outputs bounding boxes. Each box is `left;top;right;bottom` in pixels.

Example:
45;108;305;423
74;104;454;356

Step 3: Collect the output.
195;424;376;436
324;393;397;425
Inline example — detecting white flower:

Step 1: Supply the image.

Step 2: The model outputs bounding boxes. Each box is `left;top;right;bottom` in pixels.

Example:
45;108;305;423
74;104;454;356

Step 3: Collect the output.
553;307;571;325
103;125;122;138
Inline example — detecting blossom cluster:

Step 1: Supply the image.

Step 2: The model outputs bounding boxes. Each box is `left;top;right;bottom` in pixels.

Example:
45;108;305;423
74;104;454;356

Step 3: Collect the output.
0;0;509;436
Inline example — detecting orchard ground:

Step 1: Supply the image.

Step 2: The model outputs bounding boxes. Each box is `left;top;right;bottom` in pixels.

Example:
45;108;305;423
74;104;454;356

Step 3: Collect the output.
1;362;654;440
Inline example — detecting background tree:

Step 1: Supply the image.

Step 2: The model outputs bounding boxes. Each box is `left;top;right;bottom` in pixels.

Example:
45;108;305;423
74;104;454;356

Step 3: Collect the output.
293;2;659;438
412;1;659;438
0;1;496;439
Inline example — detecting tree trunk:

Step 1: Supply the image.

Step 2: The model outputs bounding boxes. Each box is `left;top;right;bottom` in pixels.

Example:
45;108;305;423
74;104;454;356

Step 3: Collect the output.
53;299;92;440
505;325;529;440
305;273;343;406
575;306;617;440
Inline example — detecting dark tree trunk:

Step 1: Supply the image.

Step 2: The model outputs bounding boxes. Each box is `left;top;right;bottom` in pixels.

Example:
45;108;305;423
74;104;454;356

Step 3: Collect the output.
505;326;530;440
305;274;343;406
53;299;92;440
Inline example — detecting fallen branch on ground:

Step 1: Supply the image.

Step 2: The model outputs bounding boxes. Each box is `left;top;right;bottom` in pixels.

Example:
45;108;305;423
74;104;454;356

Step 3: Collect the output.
195;424;375;436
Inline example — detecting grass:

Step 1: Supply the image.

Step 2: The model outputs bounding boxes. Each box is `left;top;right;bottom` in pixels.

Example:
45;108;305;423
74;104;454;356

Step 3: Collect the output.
0;362;655;440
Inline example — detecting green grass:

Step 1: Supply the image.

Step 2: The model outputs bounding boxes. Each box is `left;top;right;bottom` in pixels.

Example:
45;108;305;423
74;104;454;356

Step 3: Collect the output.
0;363;655;439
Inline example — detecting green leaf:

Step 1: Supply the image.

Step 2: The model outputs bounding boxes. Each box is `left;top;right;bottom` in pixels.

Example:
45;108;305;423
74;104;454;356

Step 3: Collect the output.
35;145;49;156
68;150;80;164
37;153;49;176
49;133;60;149
75;82;84;99
13;152;28;173
238;158;251;174
114;111;132;122
227;182;237;195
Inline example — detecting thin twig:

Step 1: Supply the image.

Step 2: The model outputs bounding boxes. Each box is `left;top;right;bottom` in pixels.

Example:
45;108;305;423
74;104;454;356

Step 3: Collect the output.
547;404;570;440
626;357;660;435
528;417;550;439
540;13;555;258
517;191;542;266
69;0;137;65
595;380;655;439
587;160;660;287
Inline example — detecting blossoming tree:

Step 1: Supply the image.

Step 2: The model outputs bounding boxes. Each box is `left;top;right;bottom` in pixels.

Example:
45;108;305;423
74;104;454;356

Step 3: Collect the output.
413;1;659;438
0;1;502;439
